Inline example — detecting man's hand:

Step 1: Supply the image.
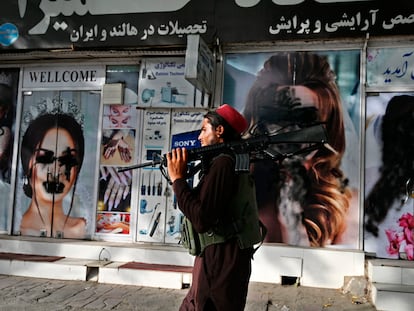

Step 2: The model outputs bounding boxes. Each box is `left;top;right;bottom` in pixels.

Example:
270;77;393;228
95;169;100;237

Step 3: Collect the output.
166;147;188;183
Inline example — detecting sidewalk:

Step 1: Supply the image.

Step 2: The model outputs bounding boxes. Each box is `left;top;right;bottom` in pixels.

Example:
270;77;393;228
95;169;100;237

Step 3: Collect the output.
0;274;376;311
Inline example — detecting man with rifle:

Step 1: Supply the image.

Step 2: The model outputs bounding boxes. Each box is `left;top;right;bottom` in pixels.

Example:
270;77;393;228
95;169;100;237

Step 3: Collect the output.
118;102;327;310
166;104;263;311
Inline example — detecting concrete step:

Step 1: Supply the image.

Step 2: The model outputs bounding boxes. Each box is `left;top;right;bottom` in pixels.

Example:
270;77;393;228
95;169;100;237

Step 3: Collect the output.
371;283;414;311
0;256;89;281
367;259;414;311
367;259;414;285
99;261;193;289
0;235;365;289
0;252;192;289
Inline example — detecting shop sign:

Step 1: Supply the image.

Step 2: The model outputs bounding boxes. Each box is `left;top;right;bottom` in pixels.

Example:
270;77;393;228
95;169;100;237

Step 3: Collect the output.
23;65;105;88
367;47;414;89
171;130;201;149
1;0;414;50
138;57;204;108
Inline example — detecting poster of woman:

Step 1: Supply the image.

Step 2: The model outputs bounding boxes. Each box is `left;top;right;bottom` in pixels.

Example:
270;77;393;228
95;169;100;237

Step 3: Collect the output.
0;68;19;232
223;50;361;249
13;91;100;239
365;93;414;260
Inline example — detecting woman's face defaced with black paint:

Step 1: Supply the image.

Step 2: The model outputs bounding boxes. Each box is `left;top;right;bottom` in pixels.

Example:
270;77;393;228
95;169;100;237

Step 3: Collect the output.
30;127;79;204
262;85;320;157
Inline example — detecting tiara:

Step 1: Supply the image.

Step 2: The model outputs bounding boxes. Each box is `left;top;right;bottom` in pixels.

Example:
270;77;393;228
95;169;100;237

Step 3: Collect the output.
21;96;84;133
0;72;12;86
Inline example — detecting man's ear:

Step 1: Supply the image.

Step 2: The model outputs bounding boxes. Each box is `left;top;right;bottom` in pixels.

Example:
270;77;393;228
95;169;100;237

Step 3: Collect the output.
216;125;224;137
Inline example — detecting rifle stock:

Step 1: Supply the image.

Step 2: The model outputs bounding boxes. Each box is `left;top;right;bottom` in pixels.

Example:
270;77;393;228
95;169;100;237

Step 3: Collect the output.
118;123;327;173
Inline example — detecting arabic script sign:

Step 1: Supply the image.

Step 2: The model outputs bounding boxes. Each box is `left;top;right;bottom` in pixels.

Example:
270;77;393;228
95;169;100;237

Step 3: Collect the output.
1;0;413;50
367;48;414;88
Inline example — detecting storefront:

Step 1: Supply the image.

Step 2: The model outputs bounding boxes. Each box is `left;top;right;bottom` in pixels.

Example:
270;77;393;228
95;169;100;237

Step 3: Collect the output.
1;0;414;288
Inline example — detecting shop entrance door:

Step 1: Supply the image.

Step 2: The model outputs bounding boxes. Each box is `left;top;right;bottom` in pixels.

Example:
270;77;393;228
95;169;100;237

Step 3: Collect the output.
13;90;100;239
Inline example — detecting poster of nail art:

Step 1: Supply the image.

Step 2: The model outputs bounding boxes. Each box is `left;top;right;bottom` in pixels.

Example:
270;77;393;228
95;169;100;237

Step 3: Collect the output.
97;166;132;213
100;129;136;166
96;212;130;234
95;65;140;236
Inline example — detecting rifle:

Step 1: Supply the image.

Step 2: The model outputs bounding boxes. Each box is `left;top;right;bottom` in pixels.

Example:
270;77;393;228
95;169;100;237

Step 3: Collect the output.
118;123;329;179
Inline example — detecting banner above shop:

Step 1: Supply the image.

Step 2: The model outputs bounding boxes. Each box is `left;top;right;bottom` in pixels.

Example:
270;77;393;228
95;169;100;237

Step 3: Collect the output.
1;0;414;50
22;65;105;88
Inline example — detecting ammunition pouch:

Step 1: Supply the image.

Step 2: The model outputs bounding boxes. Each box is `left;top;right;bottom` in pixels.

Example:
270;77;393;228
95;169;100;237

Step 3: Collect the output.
180;218;227;256
180;172;266;256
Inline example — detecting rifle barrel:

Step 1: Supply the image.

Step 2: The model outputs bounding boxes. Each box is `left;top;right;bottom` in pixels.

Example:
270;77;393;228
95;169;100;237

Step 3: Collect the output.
117;124;327;173
118;159;162;172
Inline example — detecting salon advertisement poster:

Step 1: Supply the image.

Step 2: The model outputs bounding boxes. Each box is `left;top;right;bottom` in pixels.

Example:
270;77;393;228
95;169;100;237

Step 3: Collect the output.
223;50;361;249
13;90;101;239
365;92;414;260
137;110;171;242
138;57;206;108
0;68;19;232
97;128;136;235
96;65;140;236
137;109;205;243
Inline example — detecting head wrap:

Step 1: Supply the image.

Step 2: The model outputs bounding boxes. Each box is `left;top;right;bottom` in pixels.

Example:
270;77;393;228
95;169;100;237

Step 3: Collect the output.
215;104;248;134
